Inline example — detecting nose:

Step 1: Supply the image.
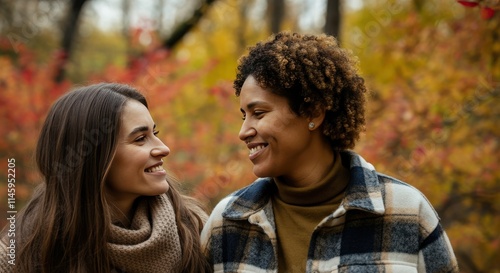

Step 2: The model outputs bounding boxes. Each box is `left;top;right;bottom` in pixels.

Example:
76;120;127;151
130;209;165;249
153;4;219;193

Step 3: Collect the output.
238;119;256;143
151;139;170;158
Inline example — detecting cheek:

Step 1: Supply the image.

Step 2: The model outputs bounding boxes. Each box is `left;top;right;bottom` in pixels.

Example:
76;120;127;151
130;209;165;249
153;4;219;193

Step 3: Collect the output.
106;163;124;188
112;145;143;170
106;152;132;184
266;115;297;133
275;117;307;136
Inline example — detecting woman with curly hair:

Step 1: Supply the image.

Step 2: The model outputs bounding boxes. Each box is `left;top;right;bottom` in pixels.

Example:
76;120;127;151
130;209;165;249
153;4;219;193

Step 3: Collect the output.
0;83;211;273
201;32;458;272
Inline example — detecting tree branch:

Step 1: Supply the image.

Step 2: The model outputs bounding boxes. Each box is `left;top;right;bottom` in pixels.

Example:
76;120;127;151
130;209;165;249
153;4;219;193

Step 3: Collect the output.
162;0;217;49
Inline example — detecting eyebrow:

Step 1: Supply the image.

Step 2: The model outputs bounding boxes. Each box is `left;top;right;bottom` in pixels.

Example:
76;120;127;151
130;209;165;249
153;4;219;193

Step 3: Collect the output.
240;101;266;113
127;124;156;138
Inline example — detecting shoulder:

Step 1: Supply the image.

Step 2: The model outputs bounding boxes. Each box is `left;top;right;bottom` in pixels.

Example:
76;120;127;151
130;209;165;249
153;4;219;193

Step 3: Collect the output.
201;178;274;237
341;150;440;220
209;177;273;218
231;177;274;198
201;194;233;251
378;173;435;208
206;194;236;224
377;173;442;232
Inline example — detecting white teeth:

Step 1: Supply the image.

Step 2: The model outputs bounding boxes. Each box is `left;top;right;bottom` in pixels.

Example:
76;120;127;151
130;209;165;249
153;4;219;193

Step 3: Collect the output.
146;165;164;173
249;145;265;155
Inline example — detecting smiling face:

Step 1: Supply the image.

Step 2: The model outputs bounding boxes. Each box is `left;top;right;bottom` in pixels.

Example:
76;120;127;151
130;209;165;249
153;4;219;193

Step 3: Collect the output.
106;100;170;206
239;75;320;181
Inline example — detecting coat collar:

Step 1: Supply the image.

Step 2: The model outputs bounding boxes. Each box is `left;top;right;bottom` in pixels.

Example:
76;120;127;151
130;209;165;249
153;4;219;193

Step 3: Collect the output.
222;151;385;220
340;150;385;215
222;177;275;220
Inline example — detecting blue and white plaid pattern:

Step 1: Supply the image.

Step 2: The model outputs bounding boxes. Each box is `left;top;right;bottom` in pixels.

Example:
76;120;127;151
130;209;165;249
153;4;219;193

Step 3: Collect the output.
201;150;459;273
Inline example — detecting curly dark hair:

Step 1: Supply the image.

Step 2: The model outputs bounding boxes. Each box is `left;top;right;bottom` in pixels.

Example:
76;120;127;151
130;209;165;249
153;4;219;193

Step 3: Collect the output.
234;32;367;150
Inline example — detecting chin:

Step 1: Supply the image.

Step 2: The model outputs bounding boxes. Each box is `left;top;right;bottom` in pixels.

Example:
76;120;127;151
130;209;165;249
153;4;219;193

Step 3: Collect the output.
252;166;272;178
151;183;170;195
159;184;171;194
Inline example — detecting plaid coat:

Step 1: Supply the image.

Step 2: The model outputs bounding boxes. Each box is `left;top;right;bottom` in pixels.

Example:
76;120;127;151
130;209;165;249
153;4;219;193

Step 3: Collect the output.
201;151;459;273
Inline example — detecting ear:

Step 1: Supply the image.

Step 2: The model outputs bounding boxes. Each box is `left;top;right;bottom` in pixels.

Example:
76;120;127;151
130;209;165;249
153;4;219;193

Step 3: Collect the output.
308;107;326;131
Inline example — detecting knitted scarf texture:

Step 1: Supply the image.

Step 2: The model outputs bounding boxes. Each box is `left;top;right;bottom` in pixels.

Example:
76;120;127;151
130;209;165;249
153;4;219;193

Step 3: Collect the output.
108;194;181;273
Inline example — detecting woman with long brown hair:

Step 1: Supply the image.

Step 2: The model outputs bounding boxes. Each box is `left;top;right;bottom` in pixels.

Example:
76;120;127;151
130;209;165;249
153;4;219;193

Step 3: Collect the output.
0;83;210;273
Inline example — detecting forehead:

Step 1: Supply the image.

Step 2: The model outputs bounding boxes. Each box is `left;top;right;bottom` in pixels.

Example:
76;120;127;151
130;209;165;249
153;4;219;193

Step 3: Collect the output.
120;100;153;128
239;76;289;108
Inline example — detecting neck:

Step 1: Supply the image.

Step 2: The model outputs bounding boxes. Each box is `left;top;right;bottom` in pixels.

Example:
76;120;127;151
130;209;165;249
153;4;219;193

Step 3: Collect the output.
273;150;348;205
107;195;138;227
279;136;336;187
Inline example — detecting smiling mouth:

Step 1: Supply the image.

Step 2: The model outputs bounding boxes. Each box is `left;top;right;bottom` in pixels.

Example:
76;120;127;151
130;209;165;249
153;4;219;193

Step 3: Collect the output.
249;145;267;156
145;165;165;173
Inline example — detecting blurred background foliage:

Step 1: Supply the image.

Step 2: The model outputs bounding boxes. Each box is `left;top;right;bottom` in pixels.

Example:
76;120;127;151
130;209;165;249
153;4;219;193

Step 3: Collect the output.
0;0;499;272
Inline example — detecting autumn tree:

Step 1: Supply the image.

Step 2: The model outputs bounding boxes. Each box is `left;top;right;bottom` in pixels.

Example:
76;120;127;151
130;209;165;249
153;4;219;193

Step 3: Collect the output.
343;1;499;272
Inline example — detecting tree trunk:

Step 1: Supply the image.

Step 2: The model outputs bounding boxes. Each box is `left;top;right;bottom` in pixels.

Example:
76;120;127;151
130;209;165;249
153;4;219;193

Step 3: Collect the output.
267;0;285;34
237;1;250;55
54;0;87;82
490;17;500;81
122;0;132;57
156;0;165;33
324;0;341;43
0;0;15;32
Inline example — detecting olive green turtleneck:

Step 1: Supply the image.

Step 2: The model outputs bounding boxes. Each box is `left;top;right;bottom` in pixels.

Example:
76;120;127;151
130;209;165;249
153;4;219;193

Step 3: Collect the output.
272;153;349;273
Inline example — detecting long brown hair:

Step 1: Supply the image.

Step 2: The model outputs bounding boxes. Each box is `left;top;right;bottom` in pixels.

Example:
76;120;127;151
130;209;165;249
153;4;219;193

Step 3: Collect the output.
3;83;209;273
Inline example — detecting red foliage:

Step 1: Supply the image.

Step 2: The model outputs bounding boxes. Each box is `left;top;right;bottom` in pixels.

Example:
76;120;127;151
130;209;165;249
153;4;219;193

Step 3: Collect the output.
457;1;479;7
0;42;75;228
457;0;498;20
481;7;496;19
0;37;236;227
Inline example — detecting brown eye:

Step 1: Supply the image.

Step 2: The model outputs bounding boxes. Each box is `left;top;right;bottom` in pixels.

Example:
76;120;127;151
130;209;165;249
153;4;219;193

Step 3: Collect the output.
254;111;265;118
134;135;146;142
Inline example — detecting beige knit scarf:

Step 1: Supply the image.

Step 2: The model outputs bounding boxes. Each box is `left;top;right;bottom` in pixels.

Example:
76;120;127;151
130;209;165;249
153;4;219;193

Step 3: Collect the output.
108;194;181;273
